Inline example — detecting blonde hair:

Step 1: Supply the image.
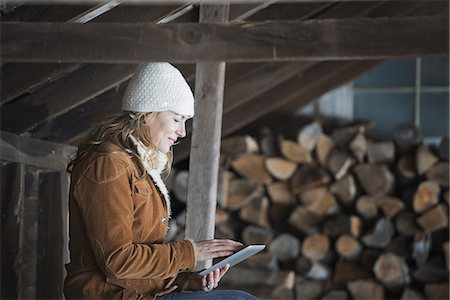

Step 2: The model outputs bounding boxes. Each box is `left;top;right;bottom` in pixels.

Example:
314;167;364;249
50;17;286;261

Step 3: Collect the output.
67;111;173;177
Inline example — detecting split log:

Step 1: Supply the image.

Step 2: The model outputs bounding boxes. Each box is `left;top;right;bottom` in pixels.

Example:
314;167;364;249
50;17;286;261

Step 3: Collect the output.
367;141;395;164
239;196;271;228
330;174;357;205
393;123;422;154
412;232;431;267
280;139;312;163
215;220;239;240
396;156;416;184
395;211;420;236
347;279;384;300
316;134;335;167
413;180;440;213
269;204;294;233
241;252;279;271
321;290;349;300
221;135;259;157
373;252;410;286
215;207;230;224
375;196;405;218
356;196;378;219
259;127;278;157
231;154;272;183
335;234;362;260
217;170;234;207
264;157;297;181
295;255;313;276
269;233;300;262
271;286;294;299
295;280;327;300
221;267;294;287
386;236;411;258
323;215;361;238
400;288;425;300
327;149;355;180
445;190;449;204
353;163;395;196
416;145;438;175
424;283;449;300
425;162;449;188
349;132;367;163
173;170;189;203
299;187;339;216
361;249;382;274
298;121;322;151
443;241;449;271
223;178;263;210
331;125;360;148
302;233;330;261
333;260;371;286
413;256;449;283
288;206;321;234
438;136;449;161
417;204;449;233
266;182;296;205
362;218;394;248
291;164;331;194
241;225;274;246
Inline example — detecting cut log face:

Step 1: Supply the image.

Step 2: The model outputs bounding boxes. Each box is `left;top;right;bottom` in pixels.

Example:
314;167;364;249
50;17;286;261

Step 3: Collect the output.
316;134;335;167
413;180;440;213
349;132;367;163
373;252;410;286
291;164;331;194
367;141;396;164
269;233;301;262
417;204;449;233
327;149;355;180
424;283;449;300
347;279;384;300
394;123;422;154
397;155;416;181
331;126;360;149
353;163;395;196
280;139;312;163
321;290;349;300
266;181;296;205
223;178;263;210
362;218;394;248
264;157;297;181
416;145;439;175
239;196;271;228
231;154;272;183
294;280;327;300
300;187;339;216
375;195;405;218
302;233;330;261
335;234;362;260
330;174;357;205
297;121;323;151
217;170;234;207
288;206;321;234
356;196;378;219
395;211;420;236
221;135;259;157
425;162;449;188
241;225;274;246
400;288;425;300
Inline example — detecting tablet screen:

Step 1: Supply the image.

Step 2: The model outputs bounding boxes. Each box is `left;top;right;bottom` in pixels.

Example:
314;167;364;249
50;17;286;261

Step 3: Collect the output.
199;245;266;276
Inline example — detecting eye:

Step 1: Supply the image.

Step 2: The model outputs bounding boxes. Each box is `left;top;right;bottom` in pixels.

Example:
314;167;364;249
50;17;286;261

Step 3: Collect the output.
174;118;181;123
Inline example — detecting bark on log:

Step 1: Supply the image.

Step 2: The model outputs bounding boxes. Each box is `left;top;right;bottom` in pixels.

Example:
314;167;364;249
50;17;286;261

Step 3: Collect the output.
291;164;331;194
413;256;449;283
231;154;272;183
349;132;367;163
443;241;449;271
330;174;357;205
393;123;422;154
239;196;271;228
264;157;297;181
302;233;330;261
367;141;395;164
221;135;259;157
280;139;312;163
396;155;416;184
373;252;410;286
425;162;449;188
362;218;394;248
333;260;371;286
298;121;322;151
413;180;440;213
417;204;448;233
347;279;384;300
299;187;339;216
266;181;296;205
327;149;355;180
412;231;431;267
335;234;362;260
353;163;395;196
416;145;438;175
323;215;361;238
269;233;301;262
316;134;335;167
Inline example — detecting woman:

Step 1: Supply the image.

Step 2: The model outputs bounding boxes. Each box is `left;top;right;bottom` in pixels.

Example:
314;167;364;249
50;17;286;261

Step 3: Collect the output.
64;63;258;299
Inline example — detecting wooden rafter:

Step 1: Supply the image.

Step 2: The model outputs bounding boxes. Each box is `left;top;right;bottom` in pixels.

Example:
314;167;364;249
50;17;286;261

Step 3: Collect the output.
2;16;447;63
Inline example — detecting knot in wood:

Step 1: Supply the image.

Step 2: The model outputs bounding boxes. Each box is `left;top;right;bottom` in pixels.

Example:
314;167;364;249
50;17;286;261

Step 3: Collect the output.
182;27;203;45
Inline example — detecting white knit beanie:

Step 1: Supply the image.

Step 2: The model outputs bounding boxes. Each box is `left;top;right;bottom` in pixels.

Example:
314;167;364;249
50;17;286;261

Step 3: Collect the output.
122;62;195;116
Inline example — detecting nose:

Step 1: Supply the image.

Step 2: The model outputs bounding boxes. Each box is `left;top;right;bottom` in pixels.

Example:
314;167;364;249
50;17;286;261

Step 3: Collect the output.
176;122;186;138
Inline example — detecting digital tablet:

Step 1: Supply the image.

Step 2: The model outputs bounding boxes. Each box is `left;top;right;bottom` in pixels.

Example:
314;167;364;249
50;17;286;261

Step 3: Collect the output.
199;245;266;276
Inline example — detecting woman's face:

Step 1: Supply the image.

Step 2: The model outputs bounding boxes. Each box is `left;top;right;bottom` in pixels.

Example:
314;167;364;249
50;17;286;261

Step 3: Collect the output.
145;111;189;153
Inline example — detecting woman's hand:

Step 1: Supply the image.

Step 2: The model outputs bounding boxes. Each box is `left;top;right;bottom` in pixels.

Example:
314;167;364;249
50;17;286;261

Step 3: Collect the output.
194;239;243;261
181;264;230;292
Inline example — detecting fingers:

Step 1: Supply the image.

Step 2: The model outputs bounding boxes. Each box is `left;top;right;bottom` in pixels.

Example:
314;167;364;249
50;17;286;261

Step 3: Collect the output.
195;239;244;261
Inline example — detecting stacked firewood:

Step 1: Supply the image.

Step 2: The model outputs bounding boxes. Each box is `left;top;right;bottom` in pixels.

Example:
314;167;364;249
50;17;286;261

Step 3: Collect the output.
167;122;449;300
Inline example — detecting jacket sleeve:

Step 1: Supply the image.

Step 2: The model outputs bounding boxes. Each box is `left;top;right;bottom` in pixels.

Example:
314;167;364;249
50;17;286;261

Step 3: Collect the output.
73;155;195;280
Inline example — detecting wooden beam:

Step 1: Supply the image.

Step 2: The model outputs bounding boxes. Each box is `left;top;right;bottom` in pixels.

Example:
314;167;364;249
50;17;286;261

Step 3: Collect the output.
185;3;229;271
2;16;447;63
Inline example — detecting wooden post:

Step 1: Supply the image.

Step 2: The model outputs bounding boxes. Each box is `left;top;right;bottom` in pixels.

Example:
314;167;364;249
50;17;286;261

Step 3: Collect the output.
185;3;229;270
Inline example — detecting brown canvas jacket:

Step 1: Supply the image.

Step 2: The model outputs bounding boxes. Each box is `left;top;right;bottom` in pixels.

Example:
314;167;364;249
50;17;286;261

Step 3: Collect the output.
64;142;195;299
